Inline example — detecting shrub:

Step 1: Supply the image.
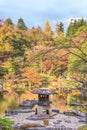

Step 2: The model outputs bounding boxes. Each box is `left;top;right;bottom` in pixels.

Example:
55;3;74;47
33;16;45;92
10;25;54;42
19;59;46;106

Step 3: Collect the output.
0;118;14;130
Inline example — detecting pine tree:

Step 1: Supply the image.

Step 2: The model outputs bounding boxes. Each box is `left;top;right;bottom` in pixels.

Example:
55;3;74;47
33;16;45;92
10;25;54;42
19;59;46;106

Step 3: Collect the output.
4;18;13;25
59;22;64;32
66;18;87;37
17;18;28;30
55;21;64;38
55;21;64;35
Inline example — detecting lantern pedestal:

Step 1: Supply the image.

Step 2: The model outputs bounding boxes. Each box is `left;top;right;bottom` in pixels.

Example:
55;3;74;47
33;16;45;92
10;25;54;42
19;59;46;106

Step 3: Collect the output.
37;105;52;116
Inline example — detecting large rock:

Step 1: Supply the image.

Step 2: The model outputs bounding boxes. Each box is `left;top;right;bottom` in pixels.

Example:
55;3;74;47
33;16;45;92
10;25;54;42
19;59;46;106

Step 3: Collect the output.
5;110;18;116
64;110;86;117
79;117;87;123
68;102;82;106
19;100;37;109
52;108;59;113
5;109;34;116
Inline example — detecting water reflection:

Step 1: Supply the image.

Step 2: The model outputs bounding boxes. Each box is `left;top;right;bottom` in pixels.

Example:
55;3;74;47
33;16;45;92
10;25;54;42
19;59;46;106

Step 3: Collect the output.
0;95;18;115
0;91;36;115
0;91;87;115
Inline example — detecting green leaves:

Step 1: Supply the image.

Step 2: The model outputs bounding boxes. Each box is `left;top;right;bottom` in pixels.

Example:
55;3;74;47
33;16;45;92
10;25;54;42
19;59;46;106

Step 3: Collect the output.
0;118;14;130
68;39;87;73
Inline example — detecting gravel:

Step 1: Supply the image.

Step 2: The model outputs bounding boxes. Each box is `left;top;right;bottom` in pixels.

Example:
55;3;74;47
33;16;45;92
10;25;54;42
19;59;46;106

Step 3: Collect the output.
4;111;87;130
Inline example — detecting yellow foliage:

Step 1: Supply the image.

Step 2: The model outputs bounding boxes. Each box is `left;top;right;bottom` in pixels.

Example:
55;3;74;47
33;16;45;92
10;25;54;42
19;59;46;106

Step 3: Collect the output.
71;90;80;95
44;20;51;36
3;82;12;92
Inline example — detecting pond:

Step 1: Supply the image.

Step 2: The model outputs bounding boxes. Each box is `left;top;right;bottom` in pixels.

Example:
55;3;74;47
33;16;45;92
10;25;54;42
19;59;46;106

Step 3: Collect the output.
0;91;87;115
0;91;36;115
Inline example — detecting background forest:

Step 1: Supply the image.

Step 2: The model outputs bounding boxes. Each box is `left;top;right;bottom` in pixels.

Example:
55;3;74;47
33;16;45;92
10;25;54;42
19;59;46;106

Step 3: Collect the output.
0;18;87;113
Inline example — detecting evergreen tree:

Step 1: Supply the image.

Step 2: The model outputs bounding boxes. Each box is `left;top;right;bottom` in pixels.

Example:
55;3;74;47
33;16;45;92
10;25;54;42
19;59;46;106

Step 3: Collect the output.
78;18;87;26
17;18;28;30
66;18;87;37
59;22;64;32
4;18;13;25
55;21;64;35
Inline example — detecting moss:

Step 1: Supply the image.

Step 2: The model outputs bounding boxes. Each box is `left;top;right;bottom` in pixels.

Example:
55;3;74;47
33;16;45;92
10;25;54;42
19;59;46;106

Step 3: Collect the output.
77;125;87;130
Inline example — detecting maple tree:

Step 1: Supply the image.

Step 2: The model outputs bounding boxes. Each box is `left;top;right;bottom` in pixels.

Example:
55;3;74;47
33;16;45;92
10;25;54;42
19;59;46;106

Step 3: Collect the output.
40;60;53;75
22;67;41;89
0;17;87;112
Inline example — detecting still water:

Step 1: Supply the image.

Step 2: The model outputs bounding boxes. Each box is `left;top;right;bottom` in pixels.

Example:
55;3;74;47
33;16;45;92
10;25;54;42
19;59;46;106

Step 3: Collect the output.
0;91;87;115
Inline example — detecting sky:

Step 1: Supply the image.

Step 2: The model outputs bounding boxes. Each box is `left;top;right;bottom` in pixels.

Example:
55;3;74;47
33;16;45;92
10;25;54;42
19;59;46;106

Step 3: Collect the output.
0;0;87;30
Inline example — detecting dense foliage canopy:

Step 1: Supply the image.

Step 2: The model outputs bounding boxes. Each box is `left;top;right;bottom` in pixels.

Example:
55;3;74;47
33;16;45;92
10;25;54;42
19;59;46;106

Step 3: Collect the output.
0;18;87;94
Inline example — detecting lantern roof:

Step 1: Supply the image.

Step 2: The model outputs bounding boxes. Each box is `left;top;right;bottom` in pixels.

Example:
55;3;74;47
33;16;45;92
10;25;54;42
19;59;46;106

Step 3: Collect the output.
31;88;57;95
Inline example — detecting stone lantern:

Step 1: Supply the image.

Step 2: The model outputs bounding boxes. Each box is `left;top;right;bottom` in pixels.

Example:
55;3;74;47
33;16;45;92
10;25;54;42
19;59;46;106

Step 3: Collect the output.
31;88;56;116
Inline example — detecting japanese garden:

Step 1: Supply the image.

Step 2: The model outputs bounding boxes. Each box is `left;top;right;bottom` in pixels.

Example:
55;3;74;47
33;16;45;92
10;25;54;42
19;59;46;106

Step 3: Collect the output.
0;18;87;130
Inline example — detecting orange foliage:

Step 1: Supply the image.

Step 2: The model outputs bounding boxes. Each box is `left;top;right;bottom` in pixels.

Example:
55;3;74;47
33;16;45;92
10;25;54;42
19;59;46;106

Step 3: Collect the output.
22;67;41;83
40;60;53;74
21;91;37;100
71;90;80;95
4;73;18;84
